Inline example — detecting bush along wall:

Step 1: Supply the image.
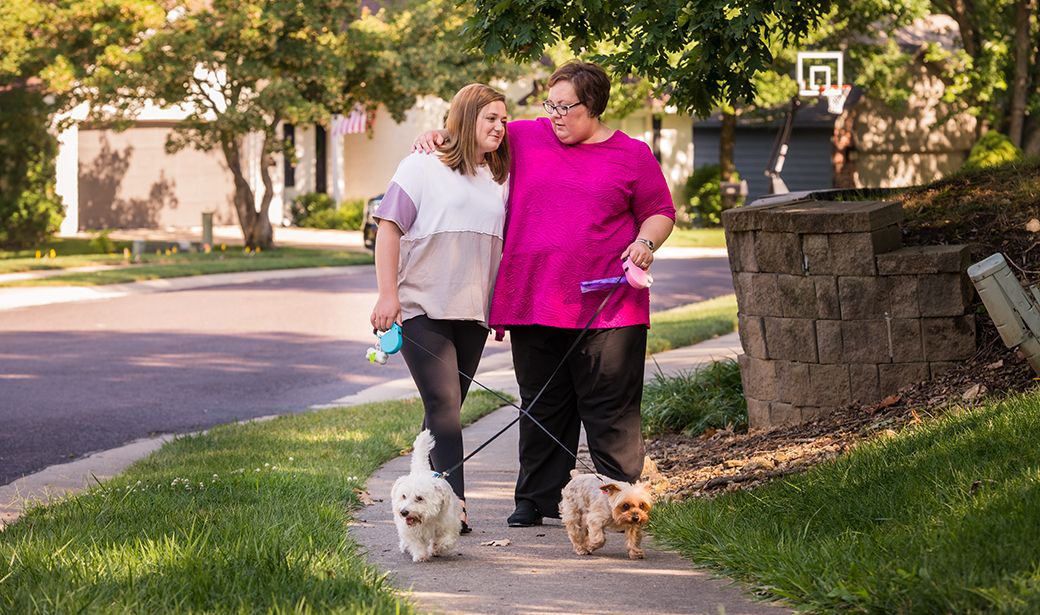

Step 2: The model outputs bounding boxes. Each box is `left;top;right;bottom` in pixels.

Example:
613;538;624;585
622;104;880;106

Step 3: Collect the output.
681;164;744;228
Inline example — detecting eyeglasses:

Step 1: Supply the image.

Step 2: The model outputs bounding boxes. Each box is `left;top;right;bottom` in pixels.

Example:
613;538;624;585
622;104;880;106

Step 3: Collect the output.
542;100;584;117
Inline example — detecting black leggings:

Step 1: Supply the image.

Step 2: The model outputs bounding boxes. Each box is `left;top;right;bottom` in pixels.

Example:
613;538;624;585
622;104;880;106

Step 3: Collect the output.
400;315;488;501
509;325;647;517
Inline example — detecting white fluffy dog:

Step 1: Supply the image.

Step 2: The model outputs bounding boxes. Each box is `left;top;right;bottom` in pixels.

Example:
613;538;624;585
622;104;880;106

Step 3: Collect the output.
390;430;463;562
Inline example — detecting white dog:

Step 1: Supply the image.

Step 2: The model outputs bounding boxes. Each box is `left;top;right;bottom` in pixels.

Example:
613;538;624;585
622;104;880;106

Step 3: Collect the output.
390;430;463;562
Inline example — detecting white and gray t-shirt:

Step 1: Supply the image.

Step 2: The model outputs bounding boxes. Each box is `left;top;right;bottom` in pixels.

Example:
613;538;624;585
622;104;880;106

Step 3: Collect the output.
374;152;507;326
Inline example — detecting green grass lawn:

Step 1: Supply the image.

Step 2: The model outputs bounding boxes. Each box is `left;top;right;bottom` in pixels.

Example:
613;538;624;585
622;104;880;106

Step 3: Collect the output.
0;239;372;285
0;390;508;614
0;237;137;274
665;228;727;248
650;389;1040;613
648;294;738;354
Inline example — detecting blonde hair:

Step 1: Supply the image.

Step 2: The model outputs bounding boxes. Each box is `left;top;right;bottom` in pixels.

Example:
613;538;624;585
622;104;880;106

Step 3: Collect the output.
438;84;509;184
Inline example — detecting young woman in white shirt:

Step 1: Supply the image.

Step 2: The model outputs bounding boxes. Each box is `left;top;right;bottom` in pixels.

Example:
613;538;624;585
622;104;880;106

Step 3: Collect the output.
370;83;509;533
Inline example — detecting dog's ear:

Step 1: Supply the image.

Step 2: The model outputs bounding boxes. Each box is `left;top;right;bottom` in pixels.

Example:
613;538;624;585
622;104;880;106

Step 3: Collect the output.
600;483;621;496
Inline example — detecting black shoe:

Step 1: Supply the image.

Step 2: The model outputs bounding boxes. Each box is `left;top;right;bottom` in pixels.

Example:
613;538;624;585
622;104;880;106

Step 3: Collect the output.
507;501;543;527
460;504;472;534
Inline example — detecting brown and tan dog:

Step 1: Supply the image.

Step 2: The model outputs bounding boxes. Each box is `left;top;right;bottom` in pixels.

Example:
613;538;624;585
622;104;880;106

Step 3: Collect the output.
559;470;653;559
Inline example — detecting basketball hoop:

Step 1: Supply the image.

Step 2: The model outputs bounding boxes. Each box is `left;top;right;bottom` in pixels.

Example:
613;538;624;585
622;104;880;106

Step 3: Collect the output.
821;84;852;114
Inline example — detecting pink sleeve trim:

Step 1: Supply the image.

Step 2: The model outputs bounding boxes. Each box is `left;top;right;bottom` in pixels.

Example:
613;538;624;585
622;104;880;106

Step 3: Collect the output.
374;182;417;234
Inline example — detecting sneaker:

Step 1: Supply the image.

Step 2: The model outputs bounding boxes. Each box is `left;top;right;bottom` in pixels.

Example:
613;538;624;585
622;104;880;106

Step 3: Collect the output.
507;501;543;527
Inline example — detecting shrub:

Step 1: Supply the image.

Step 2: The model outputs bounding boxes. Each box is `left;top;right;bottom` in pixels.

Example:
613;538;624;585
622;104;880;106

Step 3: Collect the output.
962;131;1022;171
289;192;335;226
0;89;64;249
681;165;743;228
88;230;116;254
291;194;364;230
641;359;747;436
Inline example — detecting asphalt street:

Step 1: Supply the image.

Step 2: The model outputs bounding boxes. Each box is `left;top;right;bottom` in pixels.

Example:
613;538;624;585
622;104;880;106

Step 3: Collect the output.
0;257;733;486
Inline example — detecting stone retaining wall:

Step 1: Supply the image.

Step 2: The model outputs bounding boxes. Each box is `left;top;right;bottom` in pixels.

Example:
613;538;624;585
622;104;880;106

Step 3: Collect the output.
722;199;976;430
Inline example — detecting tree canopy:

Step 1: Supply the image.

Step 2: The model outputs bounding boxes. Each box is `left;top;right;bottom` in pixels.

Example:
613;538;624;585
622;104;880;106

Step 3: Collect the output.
3;0;519;248
466;0;835;117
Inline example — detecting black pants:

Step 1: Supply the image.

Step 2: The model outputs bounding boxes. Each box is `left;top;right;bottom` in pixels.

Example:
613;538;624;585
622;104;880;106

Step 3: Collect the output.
400;315;488;502
510;325;647;517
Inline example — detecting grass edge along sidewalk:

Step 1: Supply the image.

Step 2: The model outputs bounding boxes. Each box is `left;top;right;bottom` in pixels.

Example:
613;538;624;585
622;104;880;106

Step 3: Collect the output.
651;388;1040;613
0;391;509;613
0;244;373;285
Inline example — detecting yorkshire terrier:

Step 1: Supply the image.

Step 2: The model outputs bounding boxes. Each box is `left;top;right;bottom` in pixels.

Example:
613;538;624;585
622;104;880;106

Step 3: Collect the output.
390;430;463;562
559;470;653;560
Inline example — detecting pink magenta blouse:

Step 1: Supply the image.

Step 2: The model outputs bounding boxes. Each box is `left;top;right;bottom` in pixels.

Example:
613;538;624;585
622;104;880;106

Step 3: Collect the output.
489;118;675;330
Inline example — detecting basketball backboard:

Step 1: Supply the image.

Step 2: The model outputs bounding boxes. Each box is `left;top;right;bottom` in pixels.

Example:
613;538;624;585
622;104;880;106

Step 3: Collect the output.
796;51;845;97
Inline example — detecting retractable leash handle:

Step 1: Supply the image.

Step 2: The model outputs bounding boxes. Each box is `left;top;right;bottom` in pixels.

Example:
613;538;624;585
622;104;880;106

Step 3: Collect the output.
579;257;653;293
366;322;403;365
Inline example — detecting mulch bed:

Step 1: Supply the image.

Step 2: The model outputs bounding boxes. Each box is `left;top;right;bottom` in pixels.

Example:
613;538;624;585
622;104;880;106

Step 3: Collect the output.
646;335;1035;500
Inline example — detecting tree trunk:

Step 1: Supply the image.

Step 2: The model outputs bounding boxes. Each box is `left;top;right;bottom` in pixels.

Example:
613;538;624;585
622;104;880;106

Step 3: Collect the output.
720;109;736;211
220;134;272;250
942;0;984;138
254;137;276;250
1008;0;1034;147
945;0;978;57
1024;116;1040;154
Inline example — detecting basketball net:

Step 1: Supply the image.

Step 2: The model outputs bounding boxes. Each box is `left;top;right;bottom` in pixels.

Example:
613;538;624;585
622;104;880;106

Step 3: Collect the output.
820;84;852;114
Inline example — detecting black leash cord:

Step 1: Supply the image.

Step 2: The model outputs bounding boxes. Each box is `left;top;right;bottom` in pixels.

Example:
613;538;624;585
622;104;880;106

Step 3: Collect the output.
402;284;622;479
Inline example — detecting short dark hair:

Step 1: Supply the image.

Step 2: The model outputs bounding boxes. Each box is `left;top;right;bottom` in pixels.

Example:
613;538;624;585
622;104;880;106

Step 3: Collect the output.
548;62;610;118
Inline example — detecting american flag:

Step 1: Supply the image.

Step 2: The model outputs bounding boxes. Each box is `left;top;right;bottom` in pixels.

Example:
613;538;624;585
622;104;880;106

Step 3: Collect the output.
331;104;368;135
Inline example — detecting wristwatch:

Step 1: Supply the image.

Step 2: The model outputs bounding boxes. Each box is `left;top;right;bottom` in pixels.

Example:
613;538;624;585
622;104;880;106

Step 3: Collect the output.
635;237;655;251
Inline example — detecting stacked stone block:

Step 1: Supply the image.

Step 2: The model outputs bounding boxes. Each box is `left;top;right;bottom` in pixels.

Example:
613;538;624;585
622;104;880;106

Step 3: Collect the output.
722;199;976;430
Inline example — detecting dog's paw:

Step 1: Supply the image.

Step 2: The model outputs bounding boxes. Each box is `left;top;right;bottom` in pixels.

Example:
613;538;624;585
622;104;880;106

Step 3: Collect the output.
573;546;591;556
628;548;645;560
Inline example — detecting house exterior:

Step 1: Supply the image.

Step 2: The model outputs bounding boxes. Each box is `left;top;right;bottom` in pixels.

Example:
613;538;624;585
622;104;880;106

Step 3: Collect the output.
56;101;274;235
693;99;839;204
55;85;696;233
693;16;977;202
292;95;695;212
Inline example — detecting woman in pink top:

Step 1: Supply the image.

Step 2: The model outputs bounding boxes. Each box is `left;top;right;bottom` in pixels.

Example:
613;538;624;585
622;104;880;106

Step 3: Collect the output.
418;63;674;528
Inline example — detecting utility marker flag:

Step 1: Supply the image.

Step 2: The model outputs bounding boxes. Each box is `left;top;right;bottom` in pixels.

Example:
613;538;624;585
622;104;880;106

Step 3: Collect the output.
332;104;367;135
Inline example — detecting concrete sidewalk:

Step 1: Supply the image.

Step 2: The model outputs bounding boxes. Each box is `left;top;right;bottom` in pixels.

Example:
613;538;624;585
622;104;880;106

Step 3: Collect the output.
347;331;791;615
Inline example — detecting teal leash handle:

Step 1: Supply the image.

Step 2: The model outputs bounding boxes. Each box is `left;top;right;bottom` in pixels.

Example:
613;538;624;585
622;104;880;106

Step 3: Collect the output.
378;322;403;354
366;322;404;365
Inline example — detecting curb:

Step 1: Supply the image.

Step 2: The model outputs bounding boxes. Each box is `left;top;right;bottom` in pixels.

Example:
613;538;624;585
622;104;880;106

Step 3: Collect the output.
0;265;372;312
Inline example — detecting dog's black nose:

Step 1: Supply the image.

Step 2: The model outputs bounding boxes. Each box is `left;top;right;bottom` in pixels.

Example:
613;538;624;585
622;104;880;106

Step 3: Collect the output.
400;509;409;517
631;514;640;523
